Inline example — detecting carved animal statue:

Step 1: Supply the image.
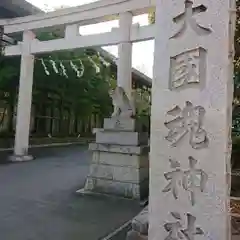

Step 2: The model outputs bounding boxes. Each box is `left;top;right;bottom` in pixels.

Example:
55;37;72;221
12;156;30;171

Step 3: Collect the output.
109;86;135;118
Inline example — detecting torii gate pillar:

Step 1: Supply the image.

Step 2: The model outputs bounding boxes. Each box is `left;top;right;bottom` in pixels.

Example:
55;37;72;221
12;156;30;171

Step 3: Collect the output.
10;31;35;162
117;12;134;107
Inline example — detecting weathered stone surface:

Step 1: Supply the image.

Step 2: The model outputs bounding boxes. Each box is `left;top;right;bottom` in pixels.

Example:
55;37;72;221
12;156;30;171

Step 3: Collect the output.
149;0;235;239
126;207;149;240
88;163;148;183
84;177;149;200
84;177;138;199
104;118;137;131
131;207;148;235
96;131;148;146
126;230;148;240
9;154;34;162
109;86;135;118
89;143;150;155
84;143;149;200
92;151;149;168
92;128;104;134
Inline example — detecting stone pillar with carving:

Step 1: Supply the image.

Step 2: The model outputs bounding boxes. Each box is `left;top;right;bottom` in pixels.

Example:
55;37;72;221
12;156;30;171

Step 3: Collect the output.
149;0;235;239
78;87;149;200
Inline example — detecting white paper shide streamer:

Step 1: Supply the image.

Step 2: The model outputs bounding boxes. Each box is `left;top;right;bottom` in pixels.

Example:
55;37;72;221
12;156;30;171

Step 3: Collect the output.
70;61;81;78
88;57;100;73
39;54;106;78
41;59;50;75
99;56;110;67
50;59;59;74
78;59;85;78
60;61;68;78
98;52;110;67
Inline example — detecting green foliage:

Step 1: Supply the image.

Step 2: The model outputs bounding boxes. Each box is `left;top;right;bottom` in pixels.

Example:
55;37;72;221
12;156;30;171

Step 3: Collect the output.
235;1;240;74
232;1;240;135
0;57;19;89
232;136;240;168
32;30;114;118
33;52;112;116
135;88;151;116
148;10;155;25
0;29;115;134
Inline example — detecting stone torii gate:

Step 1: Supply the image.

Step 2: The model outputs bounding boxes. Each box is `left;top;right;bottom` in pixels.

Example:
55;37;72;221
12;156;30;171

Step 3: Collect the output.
0;0;155;160
0;0;236;239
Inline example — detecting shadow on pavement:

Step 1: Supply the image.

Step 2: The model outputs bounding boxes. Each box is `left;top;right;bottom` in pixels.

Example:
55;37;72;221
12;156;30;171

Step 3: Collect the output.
0;145;142;240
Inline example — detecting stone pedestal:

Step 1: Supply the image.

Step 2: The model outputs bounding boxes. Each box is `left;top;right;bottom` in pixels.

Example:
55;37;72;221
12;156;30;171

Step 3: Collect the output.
80;118;149;200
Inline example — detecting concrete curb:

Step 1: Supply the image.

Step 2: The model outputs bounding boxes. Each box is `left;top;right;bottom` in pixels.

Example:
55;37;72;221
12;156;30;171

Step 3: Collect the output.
100;220;132;240
0;141;89;152
100;203;148;240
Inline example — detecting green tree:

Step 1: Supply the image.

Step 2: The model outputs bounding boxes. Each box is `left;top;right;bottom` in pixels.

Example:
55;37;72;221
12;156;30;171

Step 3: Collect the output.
0;3;115;136
0;54;20;133
32;44;113;135
0;30;114;136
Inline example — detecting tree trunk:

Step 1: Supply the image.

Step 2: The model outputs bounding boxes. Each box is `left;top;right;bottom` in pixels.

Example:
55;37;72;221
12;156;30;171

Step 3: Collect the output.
38;104;47;134
74;112;78;134
7;92;15;133
49;105;54;135
59;100;63;134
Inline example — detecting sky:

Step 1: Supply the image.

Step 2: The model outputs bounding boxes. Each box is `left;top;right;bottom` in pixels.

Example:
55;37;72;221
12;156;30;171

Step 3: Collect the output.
26;0;154;77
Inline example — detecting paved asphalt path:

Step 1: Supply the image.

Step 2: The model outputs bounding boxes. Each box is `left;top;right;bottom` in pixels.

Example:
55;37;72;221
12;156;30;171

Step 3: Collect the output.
0;145;142;240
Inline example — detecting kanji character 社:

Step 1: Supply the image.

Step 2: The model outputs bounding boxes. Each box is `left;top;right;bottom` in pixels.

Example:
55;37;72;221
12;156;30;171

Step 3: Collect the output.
164;212;184;240
164;212;204;240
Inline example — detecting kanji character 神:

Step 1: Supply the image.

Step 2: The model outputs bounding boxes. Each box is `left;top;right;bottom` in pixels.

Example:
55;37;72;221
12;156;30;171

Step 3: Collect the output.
162;157;208;206
162;159;183;200
182;156;208;205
